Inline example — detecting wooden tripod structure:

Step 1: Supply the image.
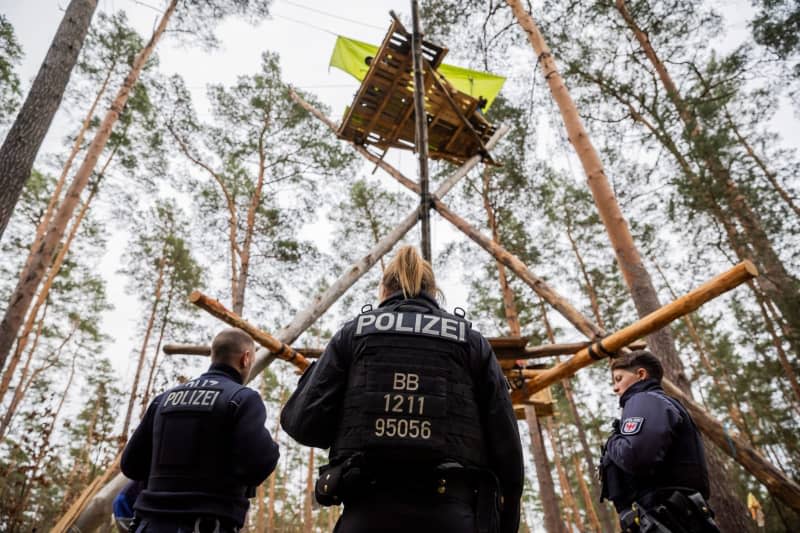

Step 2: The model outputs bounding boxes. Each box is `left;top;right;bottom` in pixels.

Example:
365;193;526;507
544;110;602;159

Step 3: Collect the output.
62;9;800;531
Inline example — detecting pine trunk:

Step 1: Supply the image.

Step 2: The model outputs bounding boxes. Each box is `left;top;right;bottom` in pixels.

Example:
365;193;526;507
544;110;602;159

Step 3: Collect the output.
140;271;176;416
0;0;97;239
121;254;166;441
304;449;315;533
0;0;178;378
546;418;585;532
0;178;100;407
540;299;615;531
0;305;47;441
572;454;603;533
16;64;113;294
525;407;565;533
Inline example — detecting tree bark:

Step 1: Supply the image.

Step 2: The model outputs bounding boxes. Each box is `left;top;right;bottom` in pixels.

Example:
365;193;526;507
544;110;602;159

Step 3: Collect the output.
121;254;166;442
573;454;603;533
546;418;586;532
540;299;615;532
304;449;315;533
525;407;566;533
140;269;177;416
0;176;101;406
16;64;113;294
0;0;97;239
0;0;178;377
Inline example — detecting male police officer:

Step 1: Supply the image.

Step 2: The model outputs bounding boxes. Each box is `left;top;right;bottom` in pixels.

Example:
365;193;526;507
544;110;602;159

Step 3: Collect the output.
600;350;720;533
121;328;280;532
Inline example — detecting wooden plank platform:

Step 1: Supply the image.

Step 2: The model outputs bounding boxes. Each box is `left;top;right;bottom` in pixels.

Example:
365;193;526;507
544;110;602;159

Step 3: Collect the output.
337;17;497;165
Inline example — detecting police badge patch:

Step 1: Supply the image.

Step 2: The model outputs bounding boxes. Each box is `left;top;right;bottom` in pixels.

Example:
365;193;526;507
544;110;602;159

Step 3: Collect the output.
621;417;644;435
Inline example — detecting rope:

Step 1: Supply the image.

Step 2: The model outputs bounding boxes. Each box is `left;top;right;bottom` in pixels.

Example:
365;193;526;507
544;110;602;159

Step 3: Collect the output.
280;0;385;31
271;13;338;37
722;421;737;458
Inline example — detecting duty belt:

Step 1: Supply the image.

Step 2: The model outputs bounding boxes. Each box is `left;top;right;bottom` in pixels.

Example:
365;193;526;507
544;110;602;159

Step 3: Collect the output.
619;488;720;533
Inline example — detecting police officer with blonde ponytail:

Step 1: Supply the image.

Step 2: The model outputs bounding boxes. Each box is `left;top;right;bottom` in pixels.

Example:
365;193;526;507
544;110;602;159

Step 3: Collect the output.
282;246;523;533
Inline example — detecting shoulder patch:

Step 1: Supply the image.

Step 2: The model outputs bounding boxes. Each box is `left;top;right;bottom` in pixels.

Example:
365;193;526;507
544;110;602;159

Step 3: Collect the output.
621;417;644;435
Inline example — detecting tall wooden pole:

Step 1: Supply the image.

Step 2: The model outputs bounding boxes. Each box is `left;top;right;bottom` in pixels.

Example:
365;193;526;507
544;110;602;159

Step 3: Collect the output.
505;0;687;389
411;0;432;261
526;408;566;533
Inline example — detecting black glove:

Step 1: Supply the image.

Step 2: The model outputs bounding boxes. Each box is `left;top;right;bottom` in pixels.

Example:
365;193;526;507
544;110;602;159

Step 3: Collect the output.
611;418;621;436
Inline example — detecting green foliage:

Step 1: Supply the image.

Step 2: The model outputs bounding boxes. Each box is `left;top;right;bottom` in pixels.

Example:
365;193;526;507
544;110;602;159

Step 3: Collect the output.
0;14;22;125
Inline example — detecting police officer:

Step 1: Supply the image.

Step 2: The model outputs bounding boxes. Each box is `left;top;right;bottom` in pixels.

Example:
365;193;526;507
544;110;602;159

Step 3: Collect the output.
121;328;280;532
281;246;524;533
112;480;144;531
600;350;720;533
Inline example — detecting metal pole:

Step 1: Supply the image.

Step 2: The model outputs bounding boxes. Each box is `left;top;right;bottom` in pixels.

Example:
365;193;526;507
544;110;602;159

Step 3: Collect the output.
411;0;432;261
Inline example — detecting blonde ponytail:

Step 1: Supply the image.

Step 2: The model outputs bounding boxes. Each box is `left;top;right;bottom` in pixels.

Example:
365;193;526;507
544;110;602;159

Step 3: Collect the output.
381;245;438;299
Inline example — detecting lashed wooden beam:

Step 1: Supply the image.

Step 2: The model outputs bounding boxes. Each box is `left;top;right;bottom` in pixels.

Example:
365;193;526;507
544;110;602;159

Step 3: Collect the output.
512;261;758;400
163;343;323;359
189;291;310;372
164;339;609;362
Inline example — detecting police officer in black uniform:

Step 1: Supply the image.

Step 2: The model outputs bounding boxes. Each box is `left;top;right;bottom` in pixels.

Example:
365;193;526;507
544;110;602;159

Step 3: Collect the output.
121;328;280;532
281;246;524;533
600;350;720;533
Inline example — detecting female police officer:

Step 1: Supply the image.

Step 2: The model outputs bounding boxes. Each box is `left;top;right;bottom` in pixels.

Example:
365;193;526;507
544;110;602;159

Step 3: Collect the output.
600;350;720;532
281;246;523;533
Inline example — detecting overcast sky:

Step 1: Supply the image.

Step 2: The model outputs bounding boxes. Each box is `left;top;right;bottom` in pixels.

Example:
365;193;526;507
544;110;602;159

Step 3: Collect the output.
4;0;489;379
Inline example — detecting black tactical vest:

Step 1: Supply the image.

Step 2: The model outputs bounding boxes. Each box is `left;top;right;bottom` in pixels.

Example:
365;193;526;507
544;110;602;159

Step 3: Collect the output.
148;370;248;501
331;297;487;469
646;391;710;496
602;388;710;511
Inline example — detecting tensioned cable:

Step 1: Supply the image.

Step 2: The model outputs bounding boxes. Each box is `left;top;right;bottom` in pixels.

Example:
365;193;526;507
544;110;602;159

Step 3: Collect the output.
271;12;338;37
280;0;386;31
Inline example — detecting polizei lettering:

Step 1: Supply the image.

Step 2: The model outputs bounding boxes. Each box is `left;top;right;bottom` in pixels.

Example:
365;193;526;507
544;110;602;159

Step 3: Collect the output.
355;312;467;342
161;388;221;413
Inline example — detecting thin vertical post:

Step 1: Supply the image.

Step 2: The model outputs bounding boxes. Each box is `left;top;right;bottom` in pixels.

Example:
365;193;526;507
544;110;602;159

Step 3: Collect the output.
411;0;432;261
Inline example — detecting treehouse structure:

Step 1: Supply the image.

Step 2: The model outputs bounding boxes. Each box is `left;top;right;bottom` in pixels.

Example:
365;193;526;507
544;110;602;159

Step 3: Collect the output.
331;15;505;166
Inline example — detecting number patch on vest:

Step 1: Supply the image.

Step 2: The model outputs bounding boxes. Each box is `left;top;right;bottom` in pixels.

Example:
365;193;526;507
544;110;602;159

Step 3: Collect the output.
161;388;222;413
368;369;444;442
621;417;644;435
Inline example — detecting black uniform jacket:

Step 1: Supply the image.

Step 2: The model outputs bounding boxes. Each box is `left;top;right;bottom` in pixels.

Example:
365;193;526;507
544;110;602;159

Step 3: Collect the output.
602;378;709;509
281;293;524;533
121;363;280;523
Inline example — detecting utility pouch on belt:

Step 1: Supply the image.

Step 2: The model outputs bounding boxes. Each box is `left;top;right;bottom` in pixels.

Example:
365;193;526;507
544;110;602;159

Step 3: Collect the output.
436;463;501;533
315;453;364;506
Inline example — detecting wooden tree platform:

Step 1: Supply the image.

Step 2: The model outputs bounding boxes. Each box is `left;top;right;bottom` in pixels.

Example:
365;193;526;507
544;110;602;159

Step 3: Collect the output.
337;16;497;165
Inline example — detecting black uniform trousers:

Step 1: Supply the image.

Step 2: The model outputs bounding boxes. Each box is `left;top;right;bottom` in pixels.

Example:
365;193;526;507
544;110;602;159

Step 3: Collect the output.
133;514;239;533
334;492;477;533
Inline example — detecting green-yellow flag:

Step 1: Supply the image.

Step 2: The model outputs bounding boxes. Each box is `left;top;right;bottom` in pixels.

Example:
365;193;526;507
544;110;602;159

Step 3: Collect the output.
329;35;505;111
